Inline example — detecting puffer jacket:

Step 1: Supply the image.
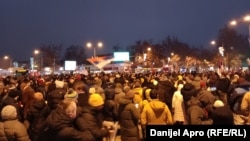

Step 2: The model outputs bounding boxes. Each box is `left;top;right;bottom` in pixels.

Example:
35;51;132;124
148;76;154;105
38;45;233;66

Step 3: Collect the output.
47;88;66;110
186;97;213;125
141;99;173;125
76;107;108;141
118;97;140;141
45;106;93;141
0;120;30;141
241;92;250;124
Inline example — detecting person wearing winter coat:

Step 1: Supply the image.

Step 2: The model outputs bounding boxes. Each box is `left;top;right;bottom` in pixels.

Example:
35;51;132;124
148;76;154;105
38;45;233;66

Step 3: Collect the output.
113;83;126;108
240;92;250;124
118;90;140;141
45;99;93;141
20;80;36;120
186;96;213;125
141;89;173;125
141;89;173;140
212;100;234;125
172;82;186;125
0;86;22;121
181;82;197;111
26;92;50;141
0;105;30;141
47;79;67;110
76;93;109;141
103;83;119;122
155;78;175;110
73;80;90;107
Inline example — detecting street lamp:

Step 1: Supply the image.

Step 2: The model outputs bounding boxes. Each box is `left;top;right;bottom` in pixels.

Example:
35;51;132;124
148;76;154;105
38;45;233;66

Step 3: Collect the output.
143;47;151;61
210;40;216;46
244;15;250;45
34;49;40;70
230;14;250;45
86;42;103;57
34;49;43;72
4;55;12;69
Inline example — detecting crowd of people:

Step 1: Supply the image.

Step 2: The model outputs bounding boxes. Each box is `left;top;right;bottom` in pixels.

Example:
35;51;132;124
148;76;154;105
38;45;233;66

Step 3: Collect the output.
0;69;250;141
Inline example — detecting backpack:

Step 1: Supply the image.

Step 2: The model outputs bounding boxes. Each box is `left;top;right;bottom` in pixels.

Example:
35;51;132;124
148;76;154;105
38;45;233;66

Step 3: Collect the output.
230;87;249;114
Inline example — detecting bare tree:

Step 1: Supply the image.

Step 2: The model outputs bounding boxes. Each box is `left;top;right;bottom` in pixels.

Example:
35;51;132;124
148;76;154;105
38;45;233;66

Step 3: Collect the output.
40;44;62;67
63;45;87;65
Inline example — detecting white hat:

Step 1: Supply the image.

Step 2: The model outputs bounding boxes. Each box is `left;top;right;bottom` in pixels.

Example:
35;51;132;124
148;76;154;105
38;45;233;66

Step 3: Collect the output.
213;100;224;108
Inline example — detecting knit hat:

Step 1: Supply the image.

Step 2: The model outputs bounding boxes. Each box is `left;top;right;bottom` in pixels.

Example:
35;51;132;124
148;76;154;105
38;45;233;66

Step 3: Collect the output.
88;93;104;107
1;105;17;120
34;92;44;101
89;87;96;94
177;75;183;80
213;100;224;108
125;90;135;99
55;80;64;88
64;88;78;100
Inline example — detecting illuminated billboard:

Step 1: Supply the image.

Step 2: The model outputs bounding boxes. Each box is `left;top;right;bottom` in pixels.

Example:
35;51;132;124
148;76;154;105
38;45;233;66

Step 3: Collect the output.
113;52;130;61
65;60;76;70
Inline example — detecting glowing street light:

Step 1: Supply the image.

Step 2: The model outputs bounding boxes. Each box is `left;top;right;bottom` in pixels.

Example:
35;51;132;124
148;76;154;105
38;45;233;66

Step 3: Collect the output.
33;49;43;72
230;14;250;45
3;55;12;68
210;40;216;45
86;42;103;57
143;47;151;61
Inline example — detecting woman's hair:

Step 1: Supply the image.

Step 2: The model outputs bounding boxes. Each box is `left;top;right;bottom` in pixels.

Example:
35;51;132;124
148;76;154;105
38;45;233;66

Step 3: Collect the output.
58;98;76;110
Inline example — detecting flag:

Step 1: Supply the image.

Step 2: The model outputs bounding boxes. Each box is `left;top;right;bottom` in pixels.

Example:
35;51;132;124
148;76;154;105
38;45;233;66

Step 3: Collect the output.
87;56;114;70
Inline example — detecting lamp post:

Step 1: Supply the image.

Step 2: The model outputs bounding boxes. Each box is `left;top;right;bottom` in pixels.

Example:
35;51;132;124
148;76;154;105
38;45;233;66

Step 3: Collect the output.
142;47;151;67
34;49;43;72
143;47;151;61
230;14;250;46
86;42;103;57
34;49;40;70
244;15;250;45
4;55;12;69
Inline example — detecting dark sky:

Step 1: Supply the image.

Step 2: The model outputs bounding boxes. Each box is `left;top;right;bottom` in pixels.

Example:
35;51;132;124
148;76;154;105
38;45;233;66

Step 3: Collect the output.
1;0;250;61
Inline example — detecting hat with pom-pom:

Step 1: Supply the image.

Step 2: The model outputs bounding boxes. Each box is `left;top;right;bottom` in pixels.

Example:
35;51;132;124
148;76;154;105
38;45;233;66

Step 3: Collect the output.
64;88;78;100
1;105;17;120
88;93;104;107
213;100;224;108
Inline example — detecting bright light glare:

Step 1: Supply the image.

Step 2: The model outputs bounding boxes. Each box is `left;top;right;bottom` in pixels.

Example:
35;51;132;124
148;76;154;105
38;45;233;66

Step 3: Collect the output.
4;56;9;60
230;20;237;26
210;40;216;45
244;15;250;21
86;42;92;48
98;42;103;48
34;50;39;54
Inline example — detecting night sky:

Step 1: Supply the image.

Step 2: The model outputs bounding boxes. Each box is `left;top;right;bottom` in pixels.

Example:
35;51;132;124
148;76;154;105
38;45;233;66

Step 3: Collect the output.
0;0;250;61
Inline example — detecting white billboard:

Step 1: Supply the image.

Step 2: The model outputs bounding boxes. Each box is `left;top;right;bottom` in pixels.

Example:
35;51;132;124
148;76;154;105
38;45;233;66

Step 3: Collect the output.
65;61;76;70
113;52;130;61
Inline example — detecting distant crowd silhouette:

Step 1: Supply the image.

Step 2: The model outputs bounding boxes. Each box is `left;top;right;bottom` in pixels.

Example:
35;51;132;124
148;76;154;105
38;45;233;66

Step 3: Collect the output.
0;70;250;141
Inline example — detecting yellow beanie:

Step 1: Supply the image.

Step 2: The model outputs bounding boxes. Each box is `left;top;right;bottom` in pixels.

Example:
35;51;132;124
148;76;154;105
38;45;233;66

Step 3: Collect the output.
88;93;104;107
178;75;183;80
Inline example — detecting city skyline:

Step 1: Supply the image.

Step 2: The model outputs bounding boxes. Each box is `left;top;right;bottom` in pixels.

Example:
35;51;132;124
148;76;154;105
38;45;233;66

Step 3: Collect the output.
1;0;250;61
